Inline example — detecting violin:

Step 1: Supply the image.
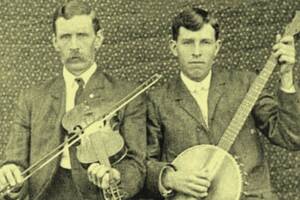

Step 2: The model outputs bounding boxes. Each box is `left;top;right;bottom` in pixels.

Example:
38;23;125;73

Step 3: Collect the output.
62;102;127;166
62;103;127;200
0;74;162;200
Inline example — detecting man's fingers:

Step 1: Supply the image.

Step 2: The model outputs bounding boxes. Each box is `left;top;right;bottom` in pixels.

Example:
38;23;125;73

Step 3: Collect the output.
279;55;296;64
110;169;121;184
10;166;23;185
188;182;209;193
101;173;110;189
276;34;281;43
95;167;109;188
273;48;295;61
0;171;8;190
101;169;121;189
0;164;24;195
87;163;98;183
276;34;294;44
273;43;295;54
279;35;294;44
181;184;209;199
190;177;210;188
3;168;16;187
198;192;208;198
87;163;110;188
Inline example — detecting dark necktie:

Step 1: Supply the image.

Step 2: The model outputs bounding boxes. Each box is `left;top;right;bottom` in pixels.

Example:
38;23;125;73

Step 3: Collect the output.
74;78;84;105
69;78;85;169
68;78;85;147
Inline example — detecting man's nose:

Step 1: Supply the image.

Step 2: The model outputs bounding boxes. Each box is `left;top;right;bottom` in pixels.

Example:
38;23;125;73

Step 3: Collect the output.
70;36;79;50
192;44;202;57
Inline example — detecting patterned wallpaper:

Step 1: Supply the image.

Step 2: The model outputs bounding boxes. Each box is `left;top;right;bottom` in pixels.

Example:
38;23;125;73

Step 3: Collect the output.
0;0;300;199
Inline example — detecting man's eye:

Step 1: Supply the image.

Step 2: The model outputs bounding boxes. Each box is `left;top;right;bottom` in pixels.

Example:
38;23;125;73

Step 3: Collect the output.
78;33;88;37
182;40;193;45
60;34;71;40
201;40;212;45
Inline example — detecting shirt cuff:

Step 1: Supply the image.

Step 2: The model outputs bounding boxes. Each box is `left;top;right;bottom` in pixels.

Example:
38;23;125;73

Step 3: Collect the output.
280;85;296;93
158;164;176;198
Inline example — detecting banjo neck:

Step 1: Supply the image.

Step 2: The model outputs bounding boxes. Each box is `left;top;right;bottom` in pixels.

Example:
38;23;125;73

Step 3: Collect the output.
218;54;277;151
218;13;300;152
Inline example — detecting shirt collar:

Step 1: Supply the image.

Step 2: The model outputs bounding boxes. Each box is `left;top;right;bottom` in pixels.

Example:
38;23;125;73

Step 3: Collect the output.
63;63;97;87
180;70;212;93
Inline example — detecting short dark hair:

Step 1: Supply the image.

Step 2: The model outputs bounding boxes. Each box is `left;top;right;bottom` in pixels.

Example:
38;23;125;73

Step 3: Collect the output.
52;0;101;34
171;7;220;41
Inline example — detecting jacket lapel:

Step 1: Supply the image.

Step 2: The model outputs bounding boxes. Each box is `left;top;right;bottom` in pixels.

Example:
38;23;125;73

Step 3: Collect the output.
207;68;227;128
49;74;66;118
81;67;106;101
172;77;208;130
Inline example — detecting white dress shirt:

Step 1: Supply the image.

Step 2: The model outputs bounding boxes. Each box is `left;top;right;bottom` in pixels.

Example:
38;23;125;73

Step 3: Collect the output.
180;71;212;127
60;63;97;169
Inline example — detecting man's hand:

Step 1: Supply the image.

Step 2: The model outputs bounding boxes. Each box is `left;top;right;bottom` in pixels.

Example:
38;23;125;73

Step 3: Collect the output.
273;34;296;90
87;163;121;189
0;164;24;199
162;168;211;199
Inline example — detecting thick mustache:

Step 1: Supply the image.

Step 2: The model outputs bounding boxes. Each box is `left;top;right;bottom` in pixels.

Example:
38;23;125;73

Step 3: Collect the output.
68;52;82;58
66;54;84;62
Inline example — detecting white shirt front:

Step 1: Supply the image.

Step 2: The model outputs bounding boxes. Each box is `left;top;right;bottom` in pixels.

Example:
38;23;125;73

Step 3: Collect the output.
180;71;212;127
60;63;97;169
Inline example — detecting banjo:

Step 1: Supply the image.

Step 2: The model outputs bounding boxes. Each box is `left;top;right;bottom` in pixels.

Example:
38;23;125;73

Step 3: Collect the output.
170;11;300;200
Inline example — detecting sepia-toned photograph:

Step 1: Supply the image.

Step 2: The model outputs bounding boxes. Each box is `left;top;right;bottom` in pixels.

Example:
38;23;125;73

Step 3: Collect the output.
0;0;300;199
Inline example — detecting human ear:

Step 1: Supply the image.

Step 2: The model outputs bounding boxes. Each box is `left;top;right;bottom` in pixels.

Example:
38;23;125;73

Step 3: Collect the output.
94;29;104;49
214;39;222;57
52;34;60;52
169;40;178;57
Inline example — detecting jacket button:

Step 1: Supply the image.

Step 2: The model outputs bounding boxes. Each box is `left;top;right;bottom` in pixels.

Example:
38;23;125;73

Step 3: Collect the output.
89;93;94;98
250;129;256;135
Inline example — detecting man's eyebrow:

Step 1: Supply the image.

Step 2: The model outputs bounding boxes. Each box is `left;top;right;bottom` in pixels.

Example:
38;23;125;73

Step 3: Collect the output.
181;38;194;41
200;38;214;42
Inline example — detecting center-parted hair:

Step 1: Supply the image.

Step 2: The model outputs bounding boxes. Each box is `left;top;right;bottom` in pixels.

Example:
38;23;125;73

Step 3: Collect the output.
52;0;101;34
171;7;220;41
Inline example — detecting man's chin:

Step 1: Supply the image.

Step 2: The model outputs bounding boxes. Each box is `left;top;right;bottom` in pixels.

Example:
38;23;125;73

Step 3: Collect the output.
65;63;90;75
186;72;209;82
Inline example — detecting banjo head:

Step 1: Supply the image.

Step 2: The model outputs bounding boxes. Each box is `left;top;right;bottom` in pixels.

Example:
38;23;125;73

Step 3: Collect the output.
171;145;242;200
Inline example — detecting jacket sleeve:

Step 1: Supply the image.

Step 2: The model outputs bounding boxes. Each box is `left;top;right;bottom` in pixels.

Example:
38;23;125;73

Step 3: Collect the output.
0;89;32;199
113;93;147;199
253;82;300;150
144;93;169;197
2;89;31;169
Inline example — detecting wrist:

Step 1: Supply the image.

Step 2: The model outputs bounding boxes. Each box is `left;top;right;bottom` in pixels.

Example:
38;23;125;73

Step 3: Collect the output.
162;167;175;190
280;70;294;89
159;164;176;198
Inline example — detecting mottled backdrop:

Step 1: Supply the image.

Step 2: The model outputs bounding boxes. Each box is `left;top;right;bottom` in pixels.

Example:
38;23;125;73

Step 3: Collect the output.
0;0;300;199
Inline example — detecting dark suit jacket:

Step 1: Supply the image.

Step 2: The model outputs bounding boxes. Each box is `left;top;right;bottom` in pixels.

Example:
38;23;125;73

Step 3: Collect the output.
145;69;300;200
2;67;146;200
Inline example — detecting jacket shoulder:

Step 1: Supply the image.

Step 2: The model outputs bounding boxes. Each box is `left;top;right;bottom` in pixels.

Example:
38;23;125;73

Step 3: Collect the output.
102;72;138;92
225;69;257;89
147;80;175;103
15;75;62;107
